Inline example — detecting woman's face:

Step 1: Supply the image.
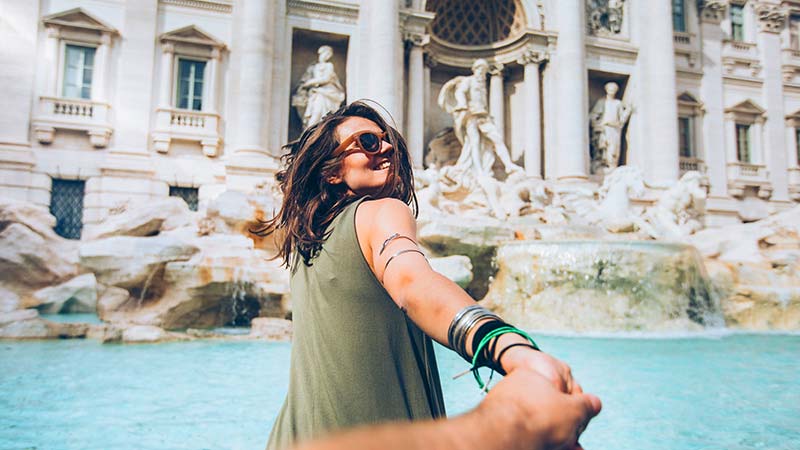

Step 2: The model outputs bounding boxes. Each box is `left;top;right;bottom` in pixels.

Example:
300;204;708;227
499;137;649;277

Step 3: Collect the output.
331;116;393;196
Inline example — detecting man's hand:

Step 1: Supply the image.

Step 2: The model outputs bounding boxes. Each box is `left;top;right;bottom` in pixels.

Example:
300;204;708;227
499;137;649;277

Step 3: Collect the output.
477;368;602;450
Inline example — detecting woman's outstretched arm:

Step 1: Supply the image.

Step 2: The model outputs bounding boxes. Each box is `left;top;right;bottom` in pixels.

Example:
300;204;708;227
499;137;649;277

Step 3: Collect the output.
355;198;579;393
292;368;602;450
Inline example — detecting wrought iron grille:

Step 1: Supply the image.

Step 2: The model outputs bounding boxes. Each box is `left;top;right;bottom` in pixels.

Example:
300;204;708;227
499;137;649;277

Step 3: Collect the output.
169;186;199;211
50;179;85;240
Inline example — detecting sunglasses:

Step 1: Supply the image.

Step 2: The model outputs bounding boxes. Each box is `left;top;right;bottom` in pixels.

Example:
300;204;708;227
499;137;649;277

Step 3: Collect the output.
332;130;388;156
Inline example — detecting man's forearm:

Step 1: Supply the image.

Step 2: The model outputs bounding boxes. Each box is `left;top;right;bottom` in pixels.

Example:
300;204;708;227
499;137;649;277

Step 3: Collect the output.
292;408;538;450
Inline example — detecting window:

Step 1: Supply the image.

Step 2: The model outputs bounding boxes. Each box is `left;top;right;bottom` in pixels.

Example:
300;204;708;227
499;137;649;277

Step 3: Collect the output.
62;44;95;99
169;186;199;211
730;4;745;42
796;128;800;165
176;59;206;111
791;16;800;50
678;116;694;158
736;123;751;162
50;179;85;240
673;0;686;32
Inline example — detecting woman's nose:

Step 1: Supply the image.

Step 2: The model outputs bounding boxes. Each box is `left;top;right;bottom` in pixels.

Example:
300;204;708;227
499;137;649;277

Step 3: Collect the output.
377;138;393;154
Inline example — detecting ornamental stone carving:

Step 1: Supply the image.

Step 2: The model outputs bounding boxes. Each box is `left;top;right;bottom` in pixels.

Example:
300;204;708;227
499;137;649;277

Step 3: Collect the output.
755;4;787;34
404;31;430;47
516;49;548;66
587;0;626;36
697;0;728;24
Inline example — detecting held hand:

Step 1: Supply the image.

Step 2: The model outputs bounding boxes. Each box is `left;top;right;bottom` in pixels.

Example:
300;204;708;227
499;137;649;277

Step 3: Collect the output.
499;341;579;394
478;368;602;450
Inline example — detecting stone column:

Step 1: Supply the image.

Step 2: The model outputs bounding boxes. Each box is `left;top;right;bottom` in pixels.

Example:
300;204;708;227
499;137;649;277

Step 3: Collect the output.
639;0;680;185
112;0;159;155
91;33;110;102
360;0;402;124
756;3;789;201
0;0;44;204
228;0;275;156
405;32;428;168
554;0;589;180
518;50;547;178
158;43;174;107
44;26;60;97
698;1;729;197
203;48;220;113
489;63;505;135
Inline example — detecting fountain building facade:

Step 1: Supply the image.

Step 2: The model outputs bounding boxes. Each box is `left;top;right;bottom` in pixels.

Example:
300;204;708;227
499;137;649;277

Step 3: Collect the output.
3;0;800;237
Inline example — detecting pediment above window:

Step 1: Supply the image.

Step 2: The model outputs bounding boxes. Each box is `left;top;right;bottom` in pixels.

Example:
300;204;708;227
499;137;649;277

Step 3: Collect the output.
42;8;118;35
678;92;704;115
725;99;766;116
160;25;225;49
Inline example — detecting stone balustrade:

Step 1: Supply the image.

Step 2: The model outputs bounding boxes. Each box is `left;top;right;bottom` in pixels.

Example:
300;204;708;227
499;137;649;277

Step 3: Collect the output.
780;48;800;83
726;161;772;198
721;40;761;77
679;157;705;174
789;167;800;200
31;96;113;147
673;32;694;48
152;107;221;157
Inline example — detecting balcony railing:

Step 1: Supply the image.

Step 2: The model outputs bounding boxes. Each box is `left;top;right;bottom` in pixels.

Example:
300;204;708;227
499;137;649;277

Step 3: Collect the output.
789;167;800;201
153;107;221;157
679;157;705;173
673;32;694;48
32;96;113;147
726;162;771;198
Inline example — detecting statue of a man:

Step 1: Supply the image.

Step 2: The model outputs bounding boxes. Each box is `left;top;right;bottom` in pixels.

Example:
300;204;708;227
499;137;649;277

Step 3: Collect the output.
437;59;523;178
589;82;632;172
292;45;346;129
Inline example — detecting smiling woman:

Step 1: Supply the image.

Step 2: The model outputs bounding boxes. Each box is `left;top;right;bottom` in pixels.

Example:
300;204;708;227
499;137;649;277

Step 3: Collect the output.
252;101;597;450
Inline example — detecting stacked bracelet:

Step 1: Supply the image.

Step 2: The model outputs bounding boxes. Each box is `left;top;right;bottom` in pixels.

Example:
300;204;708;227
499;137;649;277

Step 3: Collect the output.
447;305;500;361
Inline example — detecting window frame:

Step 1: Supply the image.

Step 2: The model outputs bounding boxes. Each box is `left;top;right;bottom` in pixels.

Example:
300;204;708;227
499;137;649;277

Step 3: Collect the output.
730;3;746;42
60;42;97;100
673;0;687;33
174;56;207;111
678;116;695;158
735;123;752;163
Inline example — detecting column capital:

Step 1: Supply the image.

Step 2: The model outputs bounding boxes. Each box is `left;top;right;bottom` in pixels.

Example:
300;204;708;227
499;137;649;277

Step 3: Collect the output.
755;3;787;34
517;49;548;66
100;32;112;46
211;48;222;59
697;0;728;24
488;62;505;76
162;42;175;54
404;31;430;47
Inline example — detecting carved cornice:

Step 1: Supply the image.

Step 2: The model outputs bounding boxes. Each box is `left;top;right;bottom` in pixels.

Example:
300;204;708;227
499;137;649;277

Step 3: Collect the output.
159;0;232;13
697;0;728;24
488;62;505;76
287;0;359;25
755;3;788;33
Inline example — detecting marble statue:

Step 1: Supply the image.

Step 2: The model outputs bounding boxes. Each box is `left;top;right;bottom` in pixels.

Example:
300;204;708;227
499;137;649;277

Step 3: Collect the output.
291;45;346;129
569;165;645;232
589;82;632;172
640;171;708;240
437;58;523;178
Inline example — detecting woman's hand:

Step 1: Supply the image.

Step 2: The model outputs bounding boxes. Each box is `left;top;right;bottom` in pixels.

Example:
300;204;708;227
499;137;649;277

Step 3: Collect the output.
497;336;580;394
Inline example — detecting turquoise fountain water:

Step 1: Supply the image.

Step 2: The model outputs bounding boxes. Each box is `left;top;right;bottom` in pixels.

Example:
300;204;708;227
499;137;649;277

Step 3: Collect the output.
2;334;798;450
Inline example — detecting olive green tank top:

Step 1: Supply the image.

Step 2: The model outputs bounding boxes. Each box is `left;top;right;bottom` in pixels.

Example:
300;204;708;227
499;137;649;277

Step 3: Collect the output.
266;198;445;450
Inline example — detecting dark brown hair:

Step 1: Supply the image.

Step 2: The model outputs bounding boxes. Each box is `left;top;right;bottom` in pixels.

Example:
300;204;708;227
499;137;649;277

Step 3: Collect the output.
252;101;417;267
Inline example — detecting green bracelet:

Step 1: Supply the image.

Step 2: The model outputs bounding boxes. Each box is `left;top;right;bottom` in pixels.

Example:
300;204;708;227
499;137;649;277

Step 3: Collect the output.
470;326;540;391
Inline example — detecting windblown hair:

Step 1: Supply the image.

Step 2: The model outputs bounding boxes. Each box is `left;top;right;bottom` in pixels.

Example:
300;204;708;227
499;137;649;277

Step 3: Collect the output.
252;101;417;268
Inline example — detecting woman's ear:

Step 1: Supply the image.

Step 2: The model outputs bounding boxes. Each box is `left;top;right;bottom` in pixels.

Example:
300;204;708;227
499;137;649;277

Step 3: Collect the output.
325;169;343;185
